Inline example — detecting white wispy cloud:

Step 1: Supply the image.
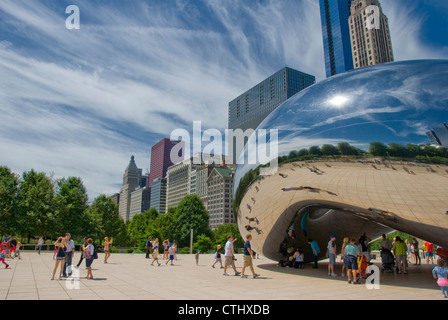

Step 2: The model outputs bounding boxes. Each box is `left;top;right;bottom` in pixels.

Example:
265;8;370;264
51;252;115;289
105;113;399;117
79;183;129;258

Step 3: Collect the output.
0;0;446;200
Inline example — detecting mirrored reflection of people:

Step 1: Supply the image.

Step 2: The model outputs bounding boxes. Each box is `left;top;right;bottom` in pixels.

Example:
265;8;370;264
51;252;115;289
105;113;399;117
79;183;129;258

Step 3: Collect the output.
308;239;320;269
104;237;113;264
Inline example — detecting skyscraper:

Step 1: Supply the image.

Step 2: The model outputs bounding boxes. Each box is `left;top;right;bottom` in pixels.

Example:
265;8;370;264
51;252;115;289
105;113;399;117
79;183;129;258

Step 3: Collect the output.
228;67;315;162
319;0;355;77
119;155;143;222
349;0;394;69
147;138;184;188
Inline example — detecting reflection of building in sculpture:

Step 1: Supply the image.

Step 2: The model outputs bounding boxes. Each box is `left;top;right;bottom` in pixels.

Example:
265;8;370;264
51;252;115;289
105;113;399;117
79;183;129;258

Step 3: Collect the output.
427;123;448;147
233;60;448;264
228;67;315;163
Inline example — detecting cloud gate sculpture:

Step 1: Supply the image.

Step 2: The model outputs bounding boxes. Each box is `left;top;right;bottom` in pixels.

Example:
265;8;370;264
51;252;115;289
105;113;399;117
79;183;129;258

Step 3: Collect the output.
233;60;448;263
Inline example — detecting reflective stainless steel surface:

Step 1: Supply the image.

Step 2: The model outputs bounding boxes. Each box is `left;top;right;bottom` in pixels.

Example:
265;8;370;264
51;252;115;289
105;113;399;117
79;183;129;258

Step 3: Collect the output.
234;60;448;262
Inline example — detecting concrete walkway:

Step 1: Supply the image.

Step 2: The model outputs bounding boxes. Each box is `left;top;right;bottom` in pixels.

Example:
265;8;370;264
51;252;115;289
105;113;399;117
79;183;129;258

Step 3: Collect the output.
0;252;444;300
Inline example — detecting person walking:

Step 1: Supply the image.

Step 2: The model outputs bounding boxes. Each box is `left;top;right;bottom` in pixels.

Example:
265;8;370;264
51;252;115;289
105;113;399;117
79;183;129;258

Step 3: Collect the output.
412;237;421;265
195;249;200;266
83;238;95;279
52;237;67;280
241;234;260;278
212;245;223;269
151;238;161;266
424;241;435;264
145;236;152;259
103;237;113;264
37;237;43;255
327;235;337;276
432;258;448;298
223;235;241;276
9;236;17;259
341;237;349;277
76;237;88;268
0;240;10;269
63;233;75;278
308;239;320;269
166;243;175;266
163;240;170;260
392;236;408;274
344;238;361;284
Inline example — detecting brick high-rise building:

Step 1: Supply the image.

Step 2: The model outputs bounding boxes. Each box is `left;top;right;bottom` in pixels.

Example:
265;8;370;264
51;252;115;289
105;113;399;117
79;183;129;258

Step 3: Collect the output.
147;138;184;188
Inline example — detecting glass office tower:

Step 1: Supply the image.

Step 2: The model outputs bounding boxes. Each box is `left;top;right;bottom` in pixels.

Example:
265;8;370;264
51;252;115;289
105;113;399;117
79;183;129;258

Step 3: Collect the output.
320;0;354;77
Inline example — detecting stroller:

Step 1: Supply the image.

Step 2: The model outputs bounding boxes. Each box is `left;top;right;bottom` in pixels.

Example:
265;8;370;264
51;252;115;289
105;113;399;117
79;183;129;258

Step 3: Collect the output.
380;249;395;274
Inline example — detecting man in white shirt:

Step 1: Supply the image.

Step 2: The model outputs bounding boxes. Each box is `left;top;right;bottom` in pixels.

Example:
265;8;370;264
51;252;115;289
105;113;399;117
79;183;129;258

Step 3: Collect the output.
63;233;75;277
223;235;241;276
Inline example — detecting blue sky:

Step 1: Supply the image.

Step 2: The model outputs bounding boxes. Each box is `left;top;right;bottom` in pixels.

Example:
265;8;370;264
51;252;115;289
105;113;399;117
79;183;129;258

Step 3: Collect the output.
0;0;447;200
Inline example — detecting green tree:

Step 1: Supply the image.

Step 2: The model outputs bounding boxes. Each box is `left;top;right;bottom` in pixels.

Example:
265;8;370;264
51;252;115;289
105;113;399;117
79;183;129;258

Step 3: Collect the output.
212;223;244;252
87;195;123;245
193;234;214;252
53;177;89;239
175;194;210;247
321;144;340;156
127;213;148;247
308;146;321;156
369;142;388;157
0;166;19;235
16;170;55;242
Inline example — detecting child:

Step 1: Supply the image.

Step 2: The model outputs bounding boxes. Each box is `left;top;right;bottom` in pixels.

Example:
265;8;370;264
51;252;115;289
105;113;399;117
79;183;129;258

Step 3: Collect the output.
1;248;9;269
195;249;200;266
15;241;22;259
432;258;448;298
166;243;175;266
151;238;161;266
293;249;305;269
212;245;223;269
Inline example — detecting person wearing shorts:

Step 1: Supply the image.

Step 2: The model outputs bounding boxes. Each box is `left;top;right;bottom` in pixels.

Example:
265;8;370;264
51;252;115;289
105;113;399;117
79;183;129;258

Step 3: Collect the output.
344;238;361;284
241;234;259;279
223;235;240;276
212;245;223;269
327;235;337;276
166;244;175;266
151;238;161;266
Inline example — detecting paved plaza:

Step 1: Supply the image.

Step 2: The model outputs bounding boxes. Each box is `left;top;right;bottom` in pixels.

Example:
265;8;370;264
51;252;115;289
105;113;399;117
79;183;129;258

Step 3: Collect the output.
0;251;444;300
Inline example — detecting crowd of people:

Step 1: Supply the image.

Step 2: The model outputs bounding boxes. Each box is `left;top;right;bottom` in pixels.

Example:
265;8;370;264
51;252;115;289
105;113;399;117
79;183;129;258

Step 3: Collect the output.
278;231;446;289
1;231;446;297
